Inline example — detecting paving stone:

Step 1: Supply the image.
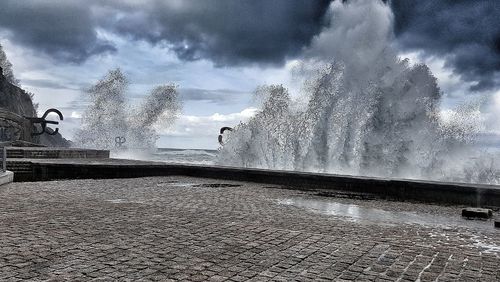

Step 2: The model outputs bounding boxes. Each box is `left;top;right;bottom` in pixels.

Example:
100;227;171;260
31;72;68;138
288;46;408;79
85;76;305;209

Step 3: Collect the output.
0;176;498;281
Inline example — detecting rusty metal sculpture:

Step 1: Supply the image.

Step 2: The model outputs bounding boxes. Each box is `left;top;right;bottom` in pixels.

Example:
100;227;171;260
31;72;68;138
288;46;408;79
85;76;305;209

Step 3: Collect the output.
115;136;126;148
218;127;233;146
24;108;63;136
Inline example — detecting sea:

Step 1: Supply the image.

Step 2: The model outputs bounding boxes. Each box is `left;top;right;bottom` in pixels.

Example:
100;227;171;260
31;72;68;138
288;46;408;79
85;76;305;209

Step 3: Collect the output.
111;148;218;165
109;141;500;167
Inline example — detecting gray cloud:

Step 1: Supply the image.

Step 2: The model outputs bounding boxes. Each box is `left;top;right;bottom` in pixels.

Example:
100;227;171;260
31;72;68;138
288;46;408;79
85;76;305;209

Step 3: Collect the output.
129;88;248;105
0;1;116;63
391;0;500;91
21;79;79;90
179;88;249;105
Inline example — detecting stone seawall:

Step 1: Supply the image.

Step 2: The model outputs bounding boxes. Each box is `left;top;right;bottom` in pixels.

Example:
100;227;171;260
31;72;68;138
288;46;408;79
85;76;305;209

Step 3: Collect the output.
0;110;34;143
9;159;499;207
6;147;109;159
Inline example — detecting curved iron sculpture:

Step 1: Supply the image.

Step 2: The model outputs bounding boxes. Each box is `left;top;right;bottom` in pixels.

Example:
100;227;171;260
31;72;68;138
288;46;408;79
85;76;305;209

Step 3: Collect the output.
24;108;64;136
115;136;126;148
218;126;233;146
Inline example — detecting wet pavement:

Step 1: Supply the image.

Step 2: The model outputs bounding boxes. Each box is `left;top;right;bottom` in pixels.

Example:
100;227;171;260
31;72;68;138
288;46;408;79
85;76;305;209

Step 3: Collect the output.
277;198;496;231
0;176;499;281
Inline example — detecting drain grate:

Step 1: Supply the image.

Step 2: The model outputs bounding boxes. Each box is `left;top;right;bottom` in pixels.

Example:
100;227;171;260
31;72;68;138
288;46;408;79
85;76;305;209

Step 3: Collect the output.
315;191;376;200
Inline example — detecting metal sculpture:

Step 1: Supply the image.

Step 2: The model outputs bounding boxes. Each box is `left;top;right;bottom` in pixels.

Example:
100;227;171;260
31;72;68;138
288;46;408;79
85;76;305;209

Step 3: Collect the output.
115;136;126;148
218;127;233;146
24;108;64;136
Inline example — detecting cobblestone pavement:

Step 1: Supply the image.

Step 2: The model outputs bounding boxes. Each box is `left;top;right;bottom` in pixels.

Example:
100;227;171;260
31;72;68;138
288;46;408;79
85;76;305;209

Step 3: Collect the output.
0;177;499;282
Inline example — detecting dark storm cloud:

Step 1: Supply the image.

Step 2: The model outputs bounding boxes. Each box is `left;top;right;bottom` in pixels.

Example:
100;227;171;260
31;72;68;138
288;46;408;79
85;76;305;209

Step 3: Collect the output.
0;1;116;63
0;0;331;65
391;0;500;91
1;0;499;93
103;0;332;66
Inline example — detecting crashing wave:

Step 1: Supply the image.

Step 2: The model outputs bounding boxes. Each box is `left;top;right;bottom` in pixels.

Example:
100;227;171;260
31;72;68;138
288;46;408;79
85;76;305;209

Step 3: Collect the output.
73;69;180;150
217;0;498;184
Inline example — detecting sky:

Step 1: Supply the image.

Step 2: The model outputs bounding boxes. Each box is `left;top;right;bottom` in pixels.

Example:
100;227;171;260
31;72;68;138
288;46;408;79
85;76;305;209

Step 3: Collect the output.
0;0;499;149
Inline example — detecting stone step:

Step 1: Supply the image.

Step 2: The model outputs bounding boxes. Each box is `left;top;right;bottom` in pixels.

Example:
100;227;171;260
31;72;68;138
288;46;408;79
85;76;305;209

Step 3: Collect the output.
7;162;32;172
11;171;34;182
6;149;24;158
5;147;110;159
6;160;33;181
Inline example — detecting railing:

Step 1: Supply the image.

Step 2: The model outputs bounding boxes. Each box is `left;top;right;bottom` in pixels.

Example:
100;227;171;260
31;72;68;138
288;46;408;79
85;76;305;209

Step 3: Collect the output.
0;147;6;172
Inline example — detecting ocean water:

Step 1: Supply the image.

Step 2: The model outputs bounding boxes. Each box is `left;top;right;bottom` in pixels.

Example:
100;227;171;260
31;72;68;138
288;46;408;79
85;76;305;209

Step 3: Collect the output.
214;1;500;185
109;145;500;186
112;148;218;165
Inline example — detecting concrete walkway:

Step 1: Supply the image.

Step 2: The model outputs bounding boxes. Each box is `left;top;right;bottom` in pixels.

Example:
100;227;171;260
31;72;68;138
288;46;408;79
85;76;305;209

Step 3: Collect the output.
0;176;498;281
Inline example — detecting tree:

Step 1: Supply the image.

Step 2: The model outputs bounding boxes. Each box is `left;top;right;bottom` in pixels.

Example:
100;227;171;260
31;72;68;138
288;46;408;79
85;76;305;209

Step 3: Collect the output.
0;43;19;86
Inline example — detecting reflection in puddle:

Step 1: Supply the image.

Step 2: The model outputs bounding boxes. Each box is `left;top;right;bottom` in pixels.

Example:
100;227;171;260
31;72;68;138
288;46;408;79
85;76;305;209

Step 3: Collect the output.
277;198;496;231
470;235;500;255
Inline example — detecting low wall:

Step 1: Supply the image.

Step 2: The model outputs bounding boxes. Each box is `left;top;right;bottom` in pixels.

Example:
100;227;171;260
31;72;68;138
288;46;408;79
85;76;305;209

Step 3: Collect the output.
0;109;34;143
7;147;110;159
22;161;500;207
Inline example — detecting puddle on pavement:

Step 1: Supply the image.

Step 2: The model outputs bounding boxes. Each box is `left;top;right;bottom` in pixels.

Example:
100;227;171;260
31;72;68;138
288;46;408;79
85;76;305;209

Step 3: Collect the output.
473;241;500;255
472;238;500;254
105;199;144;204
277;198;497;231
156;183;196;187
155;180;180;187
156;182;241;188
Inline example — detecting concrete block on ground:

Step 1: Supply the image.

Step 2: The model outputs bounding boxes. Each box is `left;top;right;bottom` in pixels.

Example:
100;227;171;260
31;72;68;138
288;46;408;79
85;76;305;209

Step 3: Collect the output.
461;208;493;219
0;170;14;186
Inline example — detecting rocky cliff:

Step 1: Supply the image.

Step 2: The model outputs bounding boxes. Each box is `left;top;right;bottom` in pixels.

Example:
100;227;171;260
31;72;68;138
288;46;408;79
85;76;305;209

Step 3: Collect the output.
0;66;71;147
0;67;36;117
